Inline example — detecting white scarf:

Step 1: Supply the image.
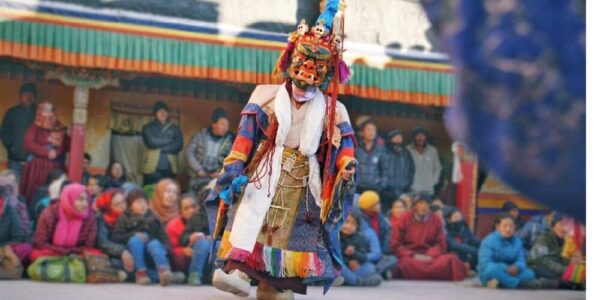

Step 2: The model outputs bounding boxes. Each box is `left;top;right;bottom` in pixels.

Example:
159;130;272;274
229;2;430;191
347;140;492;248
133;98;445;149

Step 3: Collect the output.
229;84;326;252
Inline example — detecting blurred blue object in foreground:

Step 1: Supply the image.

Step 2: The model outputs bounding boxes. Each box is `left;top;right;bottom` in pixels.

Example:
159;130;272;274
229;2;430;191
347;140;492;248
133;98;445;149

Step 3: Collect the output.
421;0;586;222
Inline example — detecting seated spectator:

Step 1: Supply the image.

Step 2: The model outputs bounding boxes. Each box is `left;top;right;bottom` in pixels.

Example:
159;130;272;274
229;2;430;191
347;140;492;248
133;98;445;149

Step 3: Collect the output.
356;191;397;276
517;210;557;251
29;169;66;218
111;189;183;286
95;189;134;276
502;201;525;231
431;206;445;227
186;108;235;192
479;213;557;289
86;174;105;203
166;194;211;285
20;102;70;203
388;199;407;226
0;194;32;279
32;175;68;229
30;183;98;262
444;208;479;270
431;197;455;218
357;191;391;253
340;211;382;287
390;193;467;281
150;178;180;225
527;213;581;284
0;173;30;240
400;193;413;211
105;161;127;189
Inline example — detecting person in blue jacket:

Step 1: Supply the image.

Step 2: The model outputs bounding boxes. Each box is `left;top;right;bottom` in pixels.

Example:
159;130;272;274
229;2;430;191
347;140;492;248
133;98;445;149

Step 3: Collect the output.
478;213;557;289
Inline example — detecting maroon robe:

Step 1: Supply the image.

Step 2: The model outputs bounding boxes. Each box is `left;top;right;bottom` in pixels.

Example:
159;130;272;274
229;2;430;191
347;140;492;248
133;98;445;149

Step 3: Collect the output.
391;210;467;281
20;125;69;202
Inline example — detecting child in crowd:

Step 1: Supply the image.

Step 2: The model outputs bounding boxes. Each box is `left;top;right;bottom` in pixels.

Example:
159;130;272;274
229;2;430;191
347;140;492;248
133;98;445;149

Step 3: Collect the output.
388;199;407;226
444;208;479;270
32;173;67;229
357;191;397;278
0;193;32;279
111;188;183;286
340;211;383;287
479;213;557;289
95;189;134;275
502;201;525;231
166;193;211;285
0;173;30;241
86;174;105;203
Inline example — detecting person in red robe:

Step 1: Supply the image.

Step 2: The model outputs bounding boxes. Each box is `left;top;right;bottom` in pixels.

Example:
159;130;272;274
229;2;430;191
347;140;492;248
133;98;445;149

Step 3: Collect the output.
20;102;69;202
391;193;467;281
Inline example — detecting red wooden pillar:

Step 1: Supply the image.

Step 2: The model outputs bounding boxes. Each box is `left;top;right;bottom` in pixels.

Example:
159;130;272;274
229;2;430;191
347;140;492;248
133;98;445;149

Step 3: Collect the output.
68;86;89;183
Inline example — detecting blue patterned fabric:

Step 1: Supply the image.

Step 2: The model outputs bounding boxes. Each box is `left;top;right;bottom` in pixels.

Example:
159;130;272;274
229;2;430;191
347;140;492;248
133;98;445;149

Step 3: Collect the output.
287;192;322;252
240;103;269;136
421;0;585;222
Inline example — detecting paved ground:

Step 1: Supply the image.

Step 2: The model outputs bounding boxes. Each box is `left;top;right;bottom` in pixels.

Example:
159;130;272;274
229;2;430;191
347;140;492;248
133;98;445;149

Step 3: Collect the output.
0;279;585;300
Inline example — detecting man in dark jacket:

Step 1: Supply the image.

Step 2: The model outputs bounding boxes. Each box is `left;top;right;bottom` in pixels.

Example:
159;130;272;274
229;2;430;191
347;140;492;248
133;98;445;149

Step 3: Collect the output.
355;120;386;194
382;129;415;213
141;101;183;186
0;83;37;180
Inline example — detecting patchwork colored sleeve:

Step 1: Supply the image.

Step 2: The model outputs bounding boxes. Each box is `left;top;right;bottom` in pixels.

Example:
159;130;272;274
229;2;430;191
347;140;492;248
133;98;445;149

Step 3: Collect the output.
219;103;268;185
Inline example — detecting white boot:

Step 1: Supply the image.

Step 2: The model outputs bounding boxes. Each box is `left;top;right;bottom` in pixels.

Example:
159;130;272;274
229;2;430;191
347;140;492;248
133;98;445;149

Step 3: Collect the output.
212;269;251;297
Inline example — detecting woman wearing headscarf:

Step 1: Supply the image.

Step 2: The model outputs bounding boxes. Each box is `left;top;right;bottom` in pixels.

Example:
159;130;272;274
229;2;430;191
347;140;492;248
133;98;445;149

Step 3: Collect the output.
30;183;97;261
150;178;180;225
0;173;30;239
19;102;70;202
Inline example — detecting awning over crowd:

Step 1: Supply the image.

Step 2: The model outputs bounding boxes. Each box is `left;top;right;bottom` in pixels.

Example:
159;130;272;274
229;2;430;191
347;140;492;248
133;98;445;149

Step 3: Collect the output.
0;0;454;106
